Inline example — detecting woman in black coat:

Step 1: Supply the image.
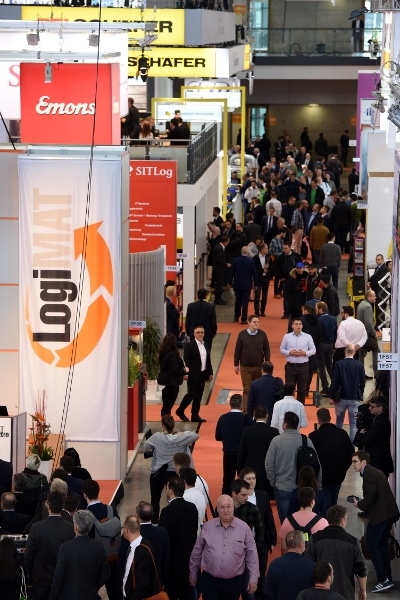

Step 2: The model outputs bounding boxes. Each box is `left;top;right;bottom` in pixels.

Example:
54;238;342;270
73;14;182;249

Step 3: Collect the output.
0;538;23;600
157;333;188;416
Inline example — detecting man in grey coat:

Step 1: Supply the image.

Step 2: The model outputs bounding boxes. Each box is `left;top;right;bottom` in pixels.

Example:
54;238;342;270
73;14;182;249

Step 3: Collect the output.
356;290;378;377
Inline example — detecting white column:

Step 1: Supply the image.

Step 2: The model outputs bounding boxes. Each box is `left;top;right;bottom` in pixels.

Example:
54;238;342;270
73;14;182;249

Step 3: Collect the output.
182;205;195;315
154;77;174;99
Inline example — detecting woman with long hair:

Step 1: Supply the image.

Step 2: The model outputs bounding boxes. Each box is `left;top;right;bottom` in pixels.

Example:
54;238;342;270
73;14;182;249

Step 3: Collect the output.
143;414;199;523
138;119;154;140
157;333;188;417
0;537;23;600
287;465;327;518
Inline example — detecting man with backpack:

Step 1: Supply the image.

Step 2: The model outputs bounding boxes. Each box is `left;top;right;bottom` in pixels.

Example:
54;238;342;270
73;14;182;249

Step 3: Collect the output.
278;487;328;553
265;411;322;523
82;479;121;600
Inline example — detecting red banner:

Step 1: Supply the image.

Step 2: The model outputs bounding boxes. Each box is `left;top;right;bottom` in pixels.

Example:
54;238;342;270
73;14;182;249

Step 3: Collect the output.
20;63;120;145
129;160;177;268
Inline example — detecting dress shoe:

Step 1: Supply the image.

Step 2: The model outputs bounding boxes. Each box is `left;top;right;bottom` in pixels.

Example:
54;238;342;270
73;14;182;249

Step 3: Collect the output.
365;375;374;380
255;313;261;317
233;317;239;323
320;388;330;396
260;313;266;317
241;320;248;325
274;294;281;299
191;416;207;423
281;314;289;319
175;409;189;422
215;300;227;305
357;511;367;518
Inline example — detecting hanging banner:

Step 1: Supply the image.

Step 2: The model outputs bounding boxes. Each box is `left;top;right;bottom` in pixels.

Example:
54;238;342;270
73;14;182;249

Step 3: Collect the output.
129;160;177;268
19;156;121;441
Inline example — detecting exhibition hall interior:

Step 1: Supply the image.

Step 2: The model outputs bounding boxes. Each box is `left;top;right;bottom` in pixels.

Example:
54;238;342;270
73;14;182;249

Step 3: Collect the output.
0;0;400;598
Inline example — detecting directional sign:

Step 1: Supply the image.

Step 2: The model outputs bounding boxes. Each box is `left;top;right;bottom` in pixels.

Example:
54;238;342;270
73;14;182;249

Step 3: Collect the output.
164;265;181;272
378;353;398;370
177;253;190;259
129;320;146;329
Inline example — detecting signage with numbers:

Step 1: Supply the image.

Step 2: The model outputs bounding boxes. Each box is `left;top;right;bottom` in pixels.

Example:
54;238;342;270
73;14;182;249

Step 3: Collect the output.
378;353;399;370
129;320;146;329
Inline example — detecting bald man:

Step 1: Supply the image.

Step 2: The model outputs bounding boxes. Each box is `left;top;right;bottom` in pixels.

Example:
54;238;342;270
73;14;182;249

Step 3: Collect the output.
189;495;259;599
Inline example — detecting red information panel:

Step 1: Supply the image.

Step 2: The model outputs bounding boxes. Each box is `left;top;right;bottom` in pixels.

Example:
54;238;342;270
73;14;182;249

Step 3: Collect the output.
129;160;177;268
20;63;121;145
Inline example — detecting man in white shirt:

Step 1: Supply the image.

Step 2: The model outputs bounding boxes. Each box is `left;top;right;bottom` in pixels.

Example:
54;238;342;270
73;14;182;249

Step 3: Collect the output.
280;318;316;404
334;304;367;363
180;467;206;534
173;452;211;510
271;383;308;433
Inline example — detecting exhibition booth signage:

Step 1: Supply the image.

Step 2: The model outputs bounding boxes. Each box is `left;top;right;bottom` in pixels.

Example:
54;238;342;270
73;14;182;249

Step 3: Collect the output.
129;160;177;269
20;63;121;145
21;6;185;46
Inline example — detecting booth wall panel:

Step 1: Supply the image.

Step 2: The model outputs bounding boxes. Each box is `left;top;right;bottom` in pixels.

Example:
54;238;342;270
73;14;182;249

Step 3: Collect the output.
0;353;18;413
128;249;165;335
0;221;18;282
0;287;18;347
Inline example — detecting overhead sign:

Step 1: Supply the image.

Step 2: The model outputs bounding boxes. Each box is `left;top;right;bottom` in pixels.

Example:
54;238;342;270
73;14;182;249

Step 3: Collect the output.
156;103;222;123
128;47;216;78
19;156;121;441
378;352;399;370
20;63;120;145
129;161;177;270
183;86;241;111
21;7;185;45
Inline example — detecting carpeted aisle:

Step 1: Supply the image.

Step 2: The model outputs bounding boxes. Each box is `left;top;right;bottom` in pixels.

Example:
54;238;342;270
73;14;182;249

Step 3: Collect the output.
146;286;324;562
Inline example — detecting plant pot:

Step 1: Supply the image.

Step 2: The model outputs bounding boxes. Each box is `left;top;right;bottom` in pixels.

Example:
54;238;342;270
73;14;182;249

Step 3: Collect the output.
38;459;53;480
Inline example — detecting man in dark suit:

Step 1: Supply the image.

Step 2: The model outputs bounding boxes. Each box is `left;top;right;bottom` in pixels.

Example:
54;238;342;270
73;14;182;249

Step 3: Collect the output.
354;396;393;478
185;288;217;350
159;476;198;600
229;246;258;324
165;285;180;339
49;510;110;600
238;406;279;493
246;361;284;424
176;327;213;423
59;456;83;496
352;451;400;592
167;117;190;143
136;501;169;585
121;515;161;600
261;205;279;245
213;235;230;305
83;479;120;600
0;492;30;533
12;473;36;518
252;197;266;227
215;394;253;495
306;180;325;208
309;408;354;509
25;490;75;599
244;213;262;242
0;456;13;493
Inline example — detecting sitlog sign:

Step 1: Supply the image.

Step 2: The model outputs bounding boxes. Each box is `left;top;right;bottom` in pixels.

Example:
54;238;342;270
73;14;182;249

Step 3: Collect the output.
129;161;177;269
21;7;185;45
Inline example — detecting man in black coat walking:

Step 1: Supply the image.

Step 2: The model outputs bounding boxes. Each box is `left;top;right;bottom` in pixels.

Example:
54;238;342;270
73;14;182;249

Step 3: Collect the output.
176;328;213;423
229;246;258;324
185;288;217;350
309;408;354;508
353;395;393;477
213;235;230;305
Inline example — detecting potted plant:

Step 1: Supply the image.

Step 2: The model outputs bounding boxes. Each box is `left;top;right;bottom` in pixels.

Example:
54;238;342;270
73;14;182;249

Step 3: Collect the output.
29;390;54;478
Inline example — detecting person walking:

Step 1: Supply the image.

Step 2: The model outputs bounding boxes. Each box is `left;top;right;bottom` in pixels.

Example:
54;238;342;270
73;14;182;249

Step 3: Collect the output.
157;333;188;417
329;344;365;443
357;290;379;378
229;246;258;324
319;233;341;291
233;315;270;412
280;318;316;404
185;288;217;350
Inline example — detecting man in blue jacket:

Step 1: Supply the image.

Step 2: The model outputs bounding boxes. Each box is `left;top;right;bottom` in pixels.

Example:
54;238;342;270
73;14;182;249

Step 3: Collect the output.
329;344;365;443
229;246;258;324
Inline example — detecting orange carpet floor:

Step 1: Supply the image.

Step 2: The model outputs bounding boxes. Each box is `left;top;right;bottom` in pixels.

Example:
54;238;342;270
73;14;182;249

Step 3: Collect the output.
146;288;326;561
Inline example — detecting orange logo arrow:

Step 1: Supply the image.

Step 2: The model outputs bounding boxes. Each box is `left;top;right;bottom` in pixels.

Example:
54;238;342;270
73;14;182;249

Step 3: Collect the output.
26;222;114;368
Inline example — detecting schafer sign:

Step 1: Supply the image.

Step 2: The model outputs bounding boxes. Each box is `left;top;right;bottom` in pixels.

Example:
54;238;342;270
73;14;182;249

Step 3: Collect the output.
20;63;120;145
128;48;216;78
19;156;121;441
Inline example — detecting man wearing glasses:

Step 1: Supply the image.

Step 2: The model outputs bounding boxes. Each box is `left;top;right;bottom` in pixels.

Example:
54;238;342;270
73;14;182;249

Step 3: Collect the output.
351;451;399;593
176;327;213;423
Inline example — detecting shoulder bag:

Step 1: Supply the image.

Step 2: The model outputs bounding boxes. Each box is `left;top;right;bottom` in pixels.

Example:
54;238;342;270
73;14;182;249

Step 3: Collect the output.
132;543;169;600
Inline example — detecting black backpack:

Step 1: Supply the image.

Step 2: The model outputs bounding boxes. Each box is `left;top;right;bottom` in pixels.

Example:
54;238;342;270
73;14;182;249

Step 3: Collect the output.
296;434;320;481
287;513;322;543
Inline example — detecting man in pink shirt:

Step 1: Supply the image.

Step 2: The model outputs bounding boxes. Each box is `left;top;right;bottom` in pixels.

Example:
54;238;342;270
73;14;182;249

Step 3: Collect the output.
189;495;259;599
279;487;328;553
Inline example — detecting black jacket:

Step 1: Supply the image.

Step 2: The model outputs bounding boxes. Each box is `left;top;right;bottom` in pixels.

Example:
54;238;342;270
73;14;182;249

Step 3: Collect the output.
237;422;279;481
309;423;354;486
321;284;340;317
0;510;30;534
183;339;213;380
215;411;253;455
185;300;217;345
158;351;186;387
158;498;198;579
329;358;365;401
330;202;351;232
284;269;307;318
300;314;324;346
0;459;12;493
275;251;301;280
354;413;394;476
124;540;162;600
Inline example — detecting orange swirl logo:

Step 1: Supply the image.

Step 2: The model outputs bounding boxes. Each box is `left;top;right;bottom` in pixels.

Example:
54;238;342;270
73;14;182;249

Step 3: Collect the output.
25;221;113;368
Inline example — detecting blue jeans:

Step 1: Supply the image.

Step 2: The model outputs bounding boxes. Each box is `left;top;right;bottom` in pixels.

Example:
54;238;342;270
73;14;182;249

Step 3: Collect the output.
366;518;398;582
274;488;292;523
335;399;359;443
322;484;341;509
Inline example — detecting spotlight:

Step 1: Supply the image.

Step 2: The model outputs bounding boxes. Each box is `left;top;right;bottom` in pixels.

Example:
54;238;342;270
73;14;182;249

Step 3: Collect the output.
89;34;99;47
387;104;400;128
27;32;39;46
137;54;149;83
137;34;158;48
371;100;386;114
45;62;52;84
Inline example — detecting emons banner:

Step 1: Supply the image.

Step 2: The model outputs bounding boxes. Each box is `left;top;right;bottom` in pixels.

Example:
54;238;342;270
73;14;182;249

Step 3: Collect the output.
19;157;120;441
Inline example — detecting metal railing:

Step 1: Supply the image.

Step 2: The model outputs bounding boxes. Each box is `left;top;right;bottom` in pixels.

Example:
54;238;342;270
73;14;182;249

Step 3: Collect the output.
129;122;218;184
194;252;208;297
251;27;382;56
